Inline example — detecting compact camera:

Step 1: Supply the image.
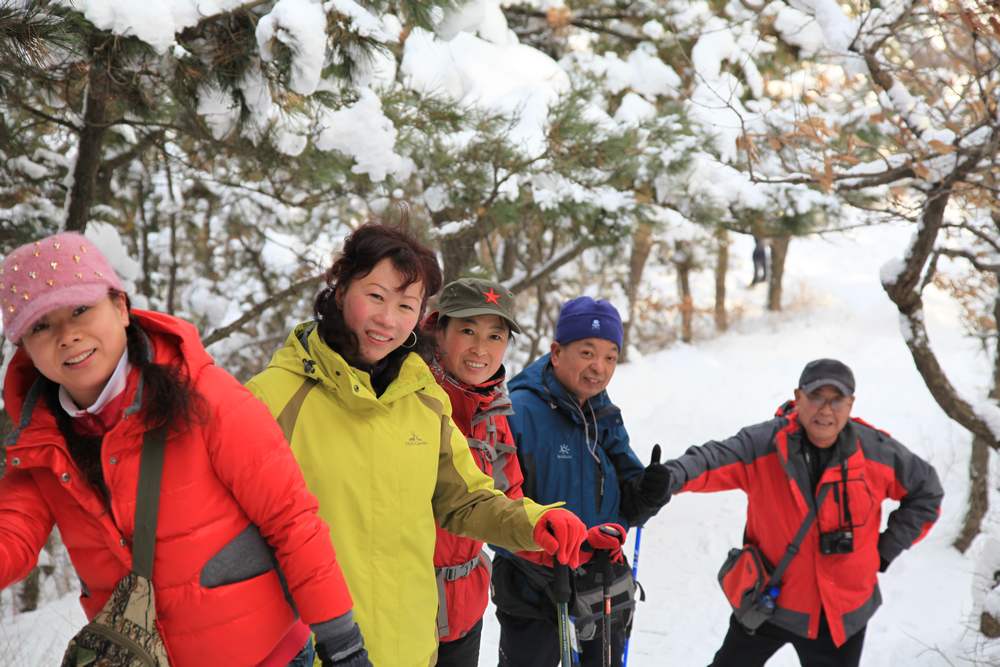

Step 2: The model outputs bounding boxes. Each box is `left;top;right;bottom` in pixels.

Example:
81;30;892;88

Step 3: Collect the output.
819;530;854;554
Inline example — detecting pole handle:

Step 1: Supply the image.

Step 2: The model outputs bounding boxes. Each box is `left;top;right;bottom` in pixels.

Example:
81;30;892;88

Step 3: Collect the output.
554;563;572;604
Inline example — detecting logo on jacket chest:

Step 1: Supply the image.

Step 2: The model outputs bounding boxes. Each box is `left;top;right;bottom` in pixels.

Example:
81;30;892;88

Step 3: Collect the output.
557;443;572;460
406;432;429;447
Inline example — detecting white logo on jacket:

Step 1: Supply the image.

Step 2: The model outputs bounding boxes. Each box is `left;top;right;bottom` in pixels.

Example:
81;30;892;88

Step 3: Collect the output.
557;443;572;460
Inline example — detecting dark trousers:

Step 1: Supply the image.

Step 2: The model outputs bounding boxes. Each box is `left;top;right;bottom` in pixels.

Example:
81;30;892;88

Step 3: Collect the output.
436;619;483;667
497;610;626;667
710;614;866;667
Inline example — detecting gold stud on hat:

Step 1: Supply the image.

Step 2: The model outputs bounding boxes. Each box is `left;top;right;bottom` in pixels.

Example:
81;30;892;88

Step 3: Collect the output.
12;264;18;272
50;261;58;270
28;271;37;280
22;293;29;301
80;245;88;253
46;279;54;286
73;255;80;263
33;243;41;257
74;272;83;279
53;241;60;250
95;271;103;278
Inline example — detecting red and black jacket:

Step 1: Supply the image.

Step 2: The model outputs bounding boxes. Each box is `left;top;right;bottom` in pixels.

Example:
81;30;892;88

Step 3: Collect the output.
665;402;943;646
430;362;528;642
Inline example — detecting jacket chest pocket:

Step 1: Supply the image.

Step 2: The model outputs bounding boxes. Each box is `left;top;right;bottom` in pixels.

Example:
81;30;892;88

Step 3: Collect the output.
818;475;875;531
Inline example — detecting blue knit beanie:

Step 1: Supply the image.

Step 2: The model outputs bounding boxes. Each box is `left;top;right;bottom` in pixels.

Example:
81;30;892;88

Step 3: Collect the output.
555;297;623;349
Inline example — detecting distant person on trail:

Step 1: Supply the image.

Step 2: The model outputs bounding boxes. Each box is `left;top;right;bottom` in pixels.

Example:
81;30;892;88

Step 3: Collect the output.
246;223;591;667
659;358;943;667
423;278;622;667
0;232;368;666
491;296;673;667
751;235;768;285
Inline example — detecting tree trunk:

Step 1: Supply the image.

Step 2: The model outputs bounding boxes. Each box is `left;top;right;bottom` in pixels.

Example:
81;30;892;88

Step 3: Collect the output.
955;286;1000;552
623;221;655;361
714;227;729;332
673;240;694;343
65;40;113;232
767;236;790;311
440;233;477;285
18;568;41;612
954;433;991;553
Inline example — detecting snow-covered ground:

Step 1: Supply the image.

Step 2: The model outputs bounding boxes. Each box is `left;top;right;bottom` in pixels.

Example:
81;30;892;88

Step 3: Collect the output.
1;222;989;665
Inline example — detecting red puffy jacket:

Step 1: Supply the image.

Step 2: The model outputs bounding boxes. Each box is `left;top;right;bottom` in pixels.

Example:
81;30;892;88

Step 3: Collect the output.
431;364;527;642
666;403;942;647
0;310;353;665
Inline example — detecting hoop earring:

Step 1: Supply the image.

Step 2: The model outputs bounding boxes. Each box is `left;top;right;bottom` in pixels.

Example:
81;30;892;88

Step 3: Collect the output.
401;330;418;349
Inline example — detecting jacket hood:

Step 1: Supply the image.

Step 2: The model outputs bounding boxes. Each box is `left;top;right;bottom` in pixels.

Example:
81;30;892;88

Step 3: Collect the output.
266;321;436;407
508;353;619;424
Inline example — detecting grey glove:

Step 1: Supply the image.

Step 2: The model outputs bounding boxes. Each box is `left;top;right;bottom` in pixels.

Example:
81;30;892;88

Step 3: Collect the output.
312;612;372;667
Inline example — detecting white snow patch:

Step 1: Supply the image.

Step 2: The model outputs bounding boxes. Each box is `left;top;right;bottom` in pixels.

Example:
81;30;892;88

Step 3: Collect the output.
257;0;328;96
316;88;412;182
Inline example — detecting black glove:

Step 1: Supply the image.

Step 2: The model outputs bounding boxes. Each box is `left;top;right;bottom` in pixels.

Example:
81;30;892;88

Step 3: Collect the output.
314;614;372;667
639;462;671;506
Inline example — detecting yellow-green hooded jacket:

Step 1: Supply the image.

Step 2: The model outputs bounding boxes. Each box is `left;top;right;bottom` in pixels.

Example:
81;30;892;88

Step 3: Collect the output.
247;323;554;666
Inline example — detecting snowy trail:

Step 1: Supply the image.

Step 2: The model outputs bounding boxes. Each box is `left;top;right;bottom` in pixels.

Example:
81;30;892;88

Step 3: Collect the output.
0;224;983;665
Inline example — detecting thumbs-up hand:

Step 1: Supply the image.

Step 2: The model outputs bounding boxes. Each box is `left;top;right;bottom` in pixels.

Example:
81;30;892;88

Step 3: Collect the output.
639;444;671;506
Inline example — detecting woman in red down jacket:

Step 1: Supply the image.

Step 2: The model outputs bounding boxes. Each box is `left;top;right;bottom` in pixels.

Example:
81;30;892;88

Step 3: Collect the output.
0;232;369;667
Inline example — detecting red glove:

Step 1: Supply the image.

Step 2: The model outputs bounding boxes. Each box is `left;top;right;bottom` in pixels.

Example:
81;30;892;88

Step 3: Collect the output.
583;523;626;565
533;509;587;569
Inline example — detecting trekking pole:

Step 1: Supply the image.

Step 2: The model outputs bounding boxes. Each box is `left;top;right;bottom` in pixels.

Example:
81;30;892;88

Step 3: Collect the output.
623;444;660;667
599;526;623;667
554;562;576;667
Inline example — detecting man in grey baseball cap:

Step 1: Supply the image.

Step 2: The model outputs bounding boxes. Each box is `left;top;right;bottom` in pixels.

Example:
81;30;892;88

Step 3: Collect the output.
654;357;943;667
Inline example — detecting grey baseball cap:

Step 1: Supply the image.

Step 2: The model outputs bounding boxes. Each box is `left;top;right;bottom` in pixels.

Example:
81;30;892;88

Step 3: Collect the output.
799;358;855;396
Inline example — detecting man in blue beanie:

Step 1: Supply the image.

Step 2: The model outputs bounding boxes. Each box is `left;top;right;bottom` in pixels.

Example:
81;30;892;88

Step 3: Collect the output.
491;297;672;667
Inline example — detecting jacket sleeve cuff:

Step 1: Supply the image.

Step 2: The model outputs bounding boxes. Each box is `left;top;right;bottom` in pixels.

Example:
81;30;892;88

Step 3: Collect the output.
877;531;904;566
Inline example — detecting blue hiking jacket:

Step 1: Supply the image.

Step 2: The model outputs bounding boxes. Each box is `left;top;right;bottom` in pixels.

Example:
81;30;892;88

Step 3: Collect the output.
505;354;646;530
490;354;665;620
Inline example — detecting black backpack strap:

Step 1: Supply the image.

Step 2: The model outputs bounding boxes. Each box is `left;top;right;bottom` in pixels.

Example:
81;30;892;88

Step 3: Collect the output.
766;484;830;588
131;426;168;580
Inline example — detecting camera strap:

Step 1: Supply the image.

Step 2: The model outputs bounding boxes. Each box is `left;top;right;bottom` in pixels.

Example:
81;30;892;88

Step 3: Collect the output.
765;484;831;590
840;460;853;529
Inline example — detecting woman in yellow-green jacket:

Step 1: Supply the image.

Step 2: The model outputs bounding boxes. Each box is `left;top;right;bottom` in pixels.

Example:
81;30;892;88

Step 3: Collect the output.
247;223;588;667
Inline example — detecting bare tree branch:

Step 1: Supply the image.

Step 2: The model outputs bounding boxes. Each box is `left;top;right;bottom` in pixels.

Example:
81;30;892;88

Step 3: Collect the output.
203;273;323;347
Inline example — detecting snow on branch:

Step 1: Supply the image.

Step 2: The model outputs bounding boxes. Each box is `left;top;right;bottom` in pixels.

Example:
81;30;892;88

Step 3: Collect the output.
429;219;475;240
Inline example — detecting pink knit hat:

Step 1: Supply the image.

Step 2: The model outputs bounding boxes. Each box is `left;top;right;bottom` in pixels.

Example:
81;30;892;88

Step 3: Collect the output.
1;232;124;343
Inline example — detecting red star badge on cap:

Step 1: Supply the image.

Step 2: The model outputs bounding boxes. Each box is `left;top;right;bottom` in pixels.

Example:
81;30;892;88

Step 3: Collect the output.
483;288;501;304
